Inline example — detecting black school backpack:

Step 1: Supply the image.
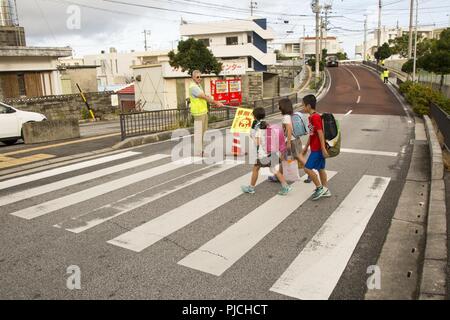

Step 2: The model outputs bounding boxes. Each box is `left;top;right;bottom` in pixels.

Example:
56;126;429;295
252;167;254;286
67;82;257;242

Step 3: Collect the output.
322;113;338;141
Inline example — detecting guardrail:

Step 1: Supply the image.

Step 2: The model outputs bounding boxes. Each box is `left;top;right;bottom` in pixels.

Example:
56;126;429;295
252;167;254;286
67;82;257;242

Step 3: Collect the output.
430;102;450;151
119;93;299;141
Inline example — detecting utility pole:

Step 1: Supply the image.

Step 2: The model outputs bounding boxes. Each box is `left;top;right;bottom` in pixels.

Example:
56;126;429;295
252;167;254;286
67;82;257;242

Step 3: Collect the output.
250;1;257;16
364;15;368;60
312;0;321;79
377;0;382;49
413;0;419;82
320;16;324;62
143;30;151;51
323;4;331;57
408;0;414;59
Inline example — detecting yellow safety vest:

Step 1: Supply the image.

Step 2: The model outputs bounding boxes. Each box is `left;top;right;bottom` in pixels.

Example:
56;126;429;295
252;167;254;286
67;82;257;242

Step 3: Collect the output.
189;82;208;116
383;70;389;78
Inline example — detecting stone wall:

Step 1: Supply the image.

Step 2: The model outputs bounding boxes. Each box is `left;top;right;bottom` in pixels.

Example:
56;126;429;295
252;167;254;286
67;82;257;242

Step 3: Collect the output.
3;91;119;121
242;72;263;104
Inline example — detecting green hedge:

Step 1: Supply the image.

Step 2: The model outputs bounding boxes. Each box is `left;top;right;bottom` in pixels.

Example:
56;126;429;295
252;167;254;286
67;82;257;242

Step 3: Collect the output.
399;81;450;116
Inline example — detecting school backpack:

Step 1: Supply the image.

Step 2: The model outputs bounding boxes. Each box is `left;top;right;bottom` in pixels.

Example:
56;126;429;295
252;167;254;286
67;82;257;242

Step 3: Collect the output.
266;124;286;154
291;112;310;138
322;113;338;141
325;118;341;158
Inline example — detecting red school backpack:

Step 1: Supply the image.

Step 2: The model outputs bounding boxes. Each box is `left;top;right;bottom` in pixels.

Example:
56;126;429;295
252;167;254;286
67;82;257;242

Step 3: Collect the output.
265;124;286;154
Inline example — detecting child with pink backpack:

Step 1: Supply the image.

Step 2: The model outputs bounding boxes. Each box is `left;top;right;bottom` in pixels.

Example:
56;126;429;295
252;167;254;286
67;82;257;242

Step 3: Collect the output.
241;107;292;196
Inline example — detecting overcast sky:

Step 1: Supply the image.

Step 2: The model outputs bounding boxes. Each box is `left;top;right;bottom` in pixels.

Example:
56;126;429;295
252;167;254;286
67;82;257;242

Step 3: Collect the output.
16;0;450;58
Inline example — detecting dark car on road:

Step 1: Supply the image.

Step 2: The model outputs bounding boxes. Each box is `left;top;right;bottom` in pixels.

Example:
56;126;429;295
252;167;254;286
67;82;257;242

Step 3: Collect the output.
326;56;339;67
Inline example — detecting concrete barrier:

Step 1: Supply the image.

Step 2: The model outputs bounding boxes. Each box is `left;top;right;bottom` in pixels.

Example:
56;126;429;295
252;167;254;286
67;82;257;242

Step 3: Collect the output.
23;119;80;144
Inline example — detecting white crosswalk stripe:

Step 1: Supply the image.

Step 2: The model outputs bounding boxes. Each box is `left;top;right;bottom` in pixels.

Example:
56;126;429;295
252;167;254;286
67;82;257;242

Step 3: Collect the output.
107;172;265;252
178;172;338;276
8;157;202;220
54;161;242;233
0;154;167;207
0;151;141;191
270;175;390;300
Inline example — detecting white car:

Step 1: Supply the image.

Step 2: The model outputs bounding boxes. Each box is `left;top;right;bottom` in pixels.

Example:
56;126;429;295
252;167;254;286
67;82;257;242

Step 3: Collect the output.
0;102;47;145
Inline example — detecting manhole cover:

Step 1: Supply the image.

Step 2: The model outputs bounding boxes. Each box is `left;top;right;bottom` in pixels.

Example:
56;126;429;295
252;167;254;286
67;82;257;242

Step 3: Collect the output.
361;129;381;132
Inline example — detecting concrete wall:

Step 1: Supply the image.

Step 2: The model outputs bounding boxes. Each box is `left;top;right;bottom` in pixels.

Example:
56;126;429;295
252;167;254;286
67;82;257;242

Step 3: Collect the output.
263;73;279;98
59;67;98;94
22;119;80;144
4;91;118;121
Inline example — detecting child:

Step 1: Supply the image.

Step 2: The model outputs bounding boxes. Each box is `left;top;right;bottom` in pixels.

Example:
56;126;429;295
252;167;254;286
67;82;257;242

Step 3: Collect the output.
268;98;306;182
301;94;331;201
241;107;292;196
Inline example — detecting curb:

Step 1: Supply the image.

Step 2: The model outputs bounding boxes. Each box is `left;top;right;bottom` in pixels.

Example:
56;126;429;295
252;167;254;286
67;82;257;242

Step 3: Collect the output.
420;116;447;299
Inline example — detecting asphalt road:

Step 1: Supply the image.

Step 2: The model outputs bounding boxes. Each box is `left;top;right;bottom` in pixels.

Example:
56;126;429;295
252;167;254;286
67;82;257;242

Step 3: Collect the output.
0;65;415;300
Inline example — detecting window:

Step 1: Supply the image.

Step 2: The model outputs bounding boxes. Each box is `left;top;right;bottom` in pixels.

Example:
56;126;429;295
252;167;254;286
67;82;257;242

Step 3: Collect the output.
17;73;26;96
198;38;210;47
226;36;239;46
293;44;300;53
248;57;253;68
247;35;252;44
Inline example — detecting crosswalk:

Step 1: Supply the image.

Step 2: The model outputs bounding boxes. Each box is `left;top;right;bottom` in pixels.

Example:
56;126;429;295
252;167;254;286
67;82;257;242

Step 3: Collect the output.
0;151;391;300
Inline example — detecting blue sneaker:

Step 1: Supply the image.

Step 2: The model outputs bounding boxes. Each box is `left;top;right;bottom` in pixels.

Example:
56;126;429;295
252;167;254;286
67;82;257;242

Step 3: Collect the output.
241;185;255;194
312;187;328;201
278;184;292;196
268;176;279;182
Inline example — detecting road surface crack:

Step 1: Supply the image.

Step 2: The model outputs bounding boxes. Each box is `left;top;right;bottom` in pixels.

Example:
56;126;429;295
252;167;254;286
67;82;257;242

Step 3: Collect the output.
199;249;228;260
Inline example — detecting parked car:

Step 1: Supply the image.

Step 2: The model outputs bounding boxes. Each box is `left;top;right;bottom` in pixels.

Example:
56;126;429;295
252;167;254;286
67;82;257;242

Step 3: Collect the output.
326;56;339;67
0;102;47;145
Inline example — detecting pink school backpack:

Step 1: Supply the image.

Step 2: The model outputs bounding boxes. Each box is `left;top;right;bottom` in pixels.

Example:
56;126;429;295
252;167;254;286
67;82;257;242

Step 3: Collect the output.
266;124;286;154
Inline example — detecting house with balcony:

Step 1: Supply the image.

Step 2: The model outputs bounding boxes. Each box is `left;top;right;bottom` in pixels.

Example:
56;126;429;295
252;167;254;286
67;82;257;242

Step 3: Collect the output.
180;18;276;74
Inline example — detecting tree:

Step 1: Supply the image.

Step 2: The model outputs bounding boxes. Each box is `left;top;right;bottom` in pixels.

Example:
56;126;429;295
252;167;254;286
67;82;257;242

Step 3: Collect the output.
374;42;392;62
401;58;414;74
389;34;434;59
418;28;450;91
336;52;348;60
168;38;222;75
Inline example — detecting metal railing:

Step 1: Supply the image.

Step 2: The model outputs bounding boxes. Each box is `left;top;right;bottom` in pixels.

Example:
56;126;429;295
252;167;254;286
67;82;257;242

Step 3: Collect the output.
430;102;450;151
119;92;300;141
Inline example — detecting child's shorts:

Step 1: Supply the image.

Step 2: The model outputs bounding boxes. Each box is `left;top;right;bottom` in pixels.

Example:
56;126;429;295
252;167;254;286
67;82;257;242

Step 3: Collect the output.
305;151;326;171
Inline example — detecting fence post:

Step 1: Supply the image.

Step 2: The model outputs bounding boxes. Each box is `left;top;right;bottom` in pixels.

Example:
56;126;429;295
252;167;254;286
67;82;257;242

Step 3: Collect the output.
120;114;125;141
272;98;275;114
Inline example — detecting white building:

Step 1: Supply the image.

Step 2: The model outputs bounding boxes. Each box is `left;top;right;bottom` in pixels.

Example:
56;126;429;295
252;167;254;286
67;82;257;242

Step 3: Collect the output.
355;26;447;58
277;39;301;59
180;18;276;74
132;51;220;111
82;48;143;89
301;36;343;58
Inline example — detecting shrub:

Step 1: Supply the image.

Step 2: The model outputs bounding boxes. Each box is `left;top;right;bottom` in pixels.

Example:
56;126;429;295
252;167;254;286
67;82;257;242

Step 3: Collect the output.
401;81;450;116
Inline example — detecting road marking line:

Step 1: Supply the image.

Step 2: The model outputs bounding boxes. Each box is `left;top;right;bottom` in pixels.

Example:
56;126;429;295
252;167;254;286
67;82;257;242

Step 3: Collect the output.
0;154;55;170
178;172;338;276
8;157;200;220
2;133;121;156
344;110;353;117
55;162;241;233
341;148;398;157
343;67;361;91
107;172;264;253
357;96;361;104
0;154;166;207
0;151;141;191
270;175;391;300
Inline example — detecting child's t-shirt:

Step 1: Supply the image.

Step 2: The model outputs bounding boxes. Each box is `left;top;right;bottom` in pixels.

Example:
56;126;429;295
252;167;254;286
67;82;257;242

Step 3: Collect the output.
255;127;269;159
309;112;323;152
282;115;296;141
